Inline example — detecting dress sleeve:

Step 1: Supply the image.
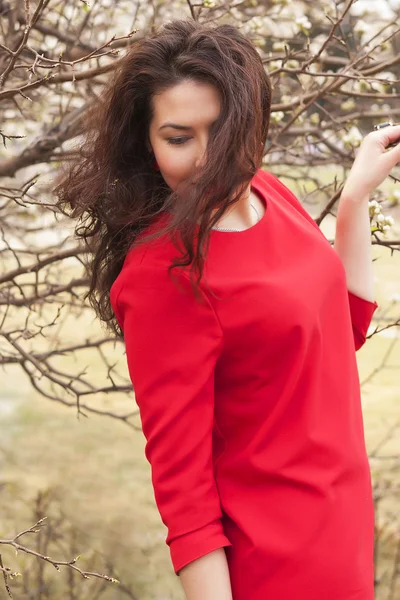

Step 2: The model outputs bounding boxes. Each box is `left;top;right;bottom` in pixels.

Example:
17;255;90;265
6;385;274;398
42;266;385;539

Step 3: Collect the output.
111;265;232;575
263;171;379;352
347;290;378;351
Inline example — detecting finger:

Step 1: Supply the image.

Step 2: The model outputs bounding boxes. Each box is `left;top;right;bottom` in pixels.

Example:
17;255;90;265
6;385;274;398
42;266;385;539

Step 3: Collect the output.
380;133;400;168
374;124;400;149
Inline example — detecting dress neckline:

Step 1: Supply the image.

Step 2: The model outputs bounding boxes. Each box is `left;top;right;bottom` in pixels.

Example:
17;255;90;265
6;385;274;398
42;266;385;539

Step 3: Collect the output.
148;170;270;240
209;171;269;236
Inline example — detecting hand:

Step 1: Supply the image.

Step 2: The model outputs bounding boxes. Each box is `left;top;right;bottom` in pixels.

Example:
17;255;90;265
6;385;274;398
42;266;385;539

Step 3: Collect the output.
341;124;400;201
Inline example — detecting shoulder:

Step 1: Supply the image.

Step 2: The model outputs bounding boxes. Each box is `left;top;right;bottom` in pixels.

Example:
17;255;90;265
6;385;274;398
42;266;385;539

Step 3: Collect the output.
255;168;314;215
114;213;183;284
254;168;326;237
254;168;298;204
110;234;211;331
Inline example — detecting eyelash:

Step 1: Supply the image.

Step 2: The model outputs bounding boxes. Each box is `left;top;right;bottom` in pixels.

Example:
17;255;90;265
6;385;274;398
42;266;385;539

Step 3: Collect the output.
167;137;190;145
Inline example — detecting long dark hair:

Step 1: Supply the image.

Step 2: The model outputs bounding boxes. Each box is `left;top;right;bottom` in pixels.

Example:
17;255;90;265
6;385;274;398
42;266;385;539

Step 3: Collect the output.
53;19;272;338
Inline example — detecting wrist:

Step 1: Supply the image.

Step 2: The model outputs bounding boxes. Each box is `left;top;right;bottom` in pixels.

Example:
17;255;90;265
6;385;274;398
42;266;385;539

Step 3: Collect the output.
340;187;370;204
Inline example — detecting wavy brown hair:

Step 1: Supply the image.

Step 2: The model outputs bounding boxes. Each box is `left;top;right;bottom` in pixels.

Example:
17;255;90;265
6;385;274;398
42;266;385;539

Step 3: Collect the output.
53;18;272;339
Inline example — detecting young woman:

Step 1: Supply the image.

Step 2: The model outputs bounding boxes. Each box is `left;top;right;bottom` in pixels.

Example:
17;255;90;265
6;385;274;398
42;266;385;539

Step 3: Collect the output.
54;19;400;600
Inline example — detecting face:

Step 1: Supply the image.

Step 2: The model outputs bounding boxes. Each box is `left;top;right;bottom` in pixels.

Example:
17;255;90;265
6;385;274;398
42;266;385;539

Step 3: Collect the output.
148;79;221;192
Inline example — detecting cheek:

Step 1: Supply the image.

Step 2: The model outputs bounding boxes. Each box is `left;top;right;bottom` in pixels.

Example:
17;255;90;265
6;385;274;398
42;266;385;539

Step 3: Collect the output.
157;145;192;178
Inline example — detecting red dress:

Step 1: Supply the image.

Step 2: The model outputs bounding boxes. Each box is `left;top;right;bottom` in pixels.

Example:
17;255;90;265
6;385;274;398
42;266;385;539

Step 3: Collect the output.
110;168;378;600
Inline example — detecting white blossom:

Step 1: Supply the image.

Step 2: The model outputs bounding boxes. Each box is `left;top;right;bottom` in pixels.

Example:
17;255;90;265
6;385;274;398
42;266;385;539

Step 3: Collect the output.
4;110;17;119
230;6;242;20
354;20;369;35
369;200;382;218
341;98;356;111
295;16;312;29
295;16;312;32
385;215;395;226
272;41;286;52
294;113;305;124
342;126;363;147
315;75;327;87
378;71;396;83
268;61;282;70
369;203;395;235
390;189;400;203
270;111;285;123
308;35;327;56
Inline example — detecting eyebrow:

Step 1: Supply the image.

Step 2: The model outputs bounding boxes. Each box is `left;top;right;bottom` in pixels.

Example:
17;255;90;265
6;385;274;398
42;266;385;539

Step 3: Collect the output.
158;122;193;131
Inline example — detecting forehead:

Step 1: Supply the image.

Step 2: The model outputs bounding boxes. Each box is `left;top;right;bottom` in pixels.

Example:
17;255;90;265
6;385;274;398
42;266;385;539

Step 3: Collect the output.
151;80;221;127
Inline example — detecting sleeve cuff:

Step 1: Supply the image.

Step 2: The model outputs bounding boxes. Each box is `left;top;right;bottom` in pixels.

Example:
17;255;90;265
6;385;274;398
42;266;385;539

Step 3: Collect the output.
169;519;232;576
348;290;378;350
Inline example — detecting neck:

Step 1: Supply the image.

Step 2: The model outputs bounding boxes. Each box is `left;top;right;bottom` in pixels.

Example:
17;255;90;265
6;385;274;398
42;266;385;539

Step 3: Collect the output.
210;184;259;230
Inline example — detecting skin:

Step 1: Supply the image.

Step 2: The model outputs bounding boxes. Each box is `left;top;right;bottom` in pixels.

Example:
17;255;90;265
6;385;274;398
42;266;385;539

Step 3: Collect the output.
147;79;265;230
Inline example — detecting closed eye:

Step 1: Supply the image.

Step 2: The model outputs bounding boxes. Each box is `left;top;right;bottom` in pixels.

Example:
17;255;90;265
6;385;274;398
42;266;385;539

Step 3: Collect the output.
167;137;190;145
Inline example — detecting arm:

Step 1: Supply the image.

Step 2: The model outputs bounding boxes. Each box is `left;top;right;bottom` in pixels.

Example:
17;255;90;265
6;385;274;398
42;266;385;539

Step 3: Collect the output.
330;123;400;343
333;192;375;303
111;264;232;598
333;191;379;351
333;123;400;305
179;548;233;600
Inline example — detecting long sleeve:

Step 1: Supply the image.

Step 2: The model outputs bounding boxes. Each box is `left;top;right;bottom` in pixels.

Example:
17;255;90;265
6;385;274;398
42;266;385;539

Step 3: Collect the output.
264;171;378;351
111;264;232;575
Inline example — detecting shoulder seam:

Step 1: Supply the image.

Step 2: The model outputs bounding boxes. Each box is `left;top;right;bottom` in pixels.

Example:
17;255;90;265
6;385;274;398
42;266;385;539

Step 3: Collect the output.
112;263;225;345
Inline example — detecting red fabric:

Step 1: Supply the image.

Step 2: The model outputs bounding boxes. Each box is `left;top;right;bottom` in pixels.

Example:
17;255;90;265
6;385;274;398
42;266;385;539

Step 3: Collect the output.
110;168;378;600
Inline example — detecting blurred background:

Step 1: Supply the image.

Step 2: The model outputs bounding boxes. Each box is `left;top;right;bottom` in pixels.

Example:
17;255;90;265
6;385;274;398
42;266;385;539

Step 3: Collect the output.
1;0;399;598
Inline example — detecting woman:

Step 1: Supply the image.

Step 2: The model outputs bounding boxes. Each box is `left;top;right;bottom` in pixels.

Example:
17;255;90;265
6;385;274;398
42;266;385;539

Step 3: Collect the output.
54;19;400;600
